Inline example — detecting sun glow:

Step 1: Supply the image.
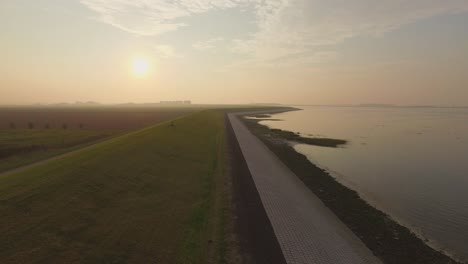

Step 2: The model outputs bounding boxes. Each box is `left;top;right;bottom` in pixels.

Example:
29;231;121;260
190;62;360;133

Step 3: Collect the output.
131;57;150;76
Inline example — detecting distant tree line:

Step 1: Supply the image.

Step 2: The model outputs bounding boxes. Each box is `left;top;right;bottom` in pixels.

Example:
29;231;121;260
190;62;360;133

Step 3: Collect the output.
159;100;191;105
7;122;85;130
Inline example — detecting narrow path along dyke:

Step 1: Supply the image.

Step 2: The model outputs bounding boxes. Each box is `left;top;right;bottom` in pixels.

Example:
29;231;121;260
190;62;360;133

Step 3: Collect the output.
228;112;382;264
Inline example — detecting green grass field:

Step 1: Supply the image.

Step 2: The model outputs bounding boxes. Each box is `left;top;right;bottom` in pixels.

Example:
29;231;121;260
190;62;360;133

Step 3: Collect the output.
0;110;226;263
0;129;116;173
0;107;199;174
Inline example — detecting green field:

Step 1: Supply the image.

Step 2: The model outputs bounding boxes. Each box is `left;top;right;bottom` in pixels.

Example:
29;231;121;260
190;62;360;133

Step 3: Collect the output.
0;129;116;173
0;110;226;263
0;106;200;174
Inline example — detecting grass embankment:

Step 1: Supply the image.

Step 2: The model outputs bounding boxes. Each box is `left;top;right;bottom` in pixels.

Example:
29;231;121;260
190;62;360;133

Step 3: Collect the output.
0;110;227;264
242;116;460;264
0;129;115;173
0;107;197;173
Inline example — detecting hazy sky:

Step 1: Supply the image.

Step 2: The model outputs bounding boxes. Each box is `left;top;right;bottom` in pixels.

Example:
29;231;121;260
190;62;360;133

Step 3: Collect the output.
1;0;468;105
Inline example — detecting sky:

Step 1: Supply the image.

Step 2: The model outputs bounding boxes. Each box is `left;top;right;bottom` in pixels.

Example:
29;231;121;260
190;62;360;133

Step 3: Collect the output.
1;0;468;106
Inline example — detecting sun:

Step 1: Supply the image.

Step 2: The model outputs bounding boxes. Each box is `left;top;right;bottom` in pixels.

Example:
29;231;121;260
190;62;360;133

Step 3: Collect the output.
131;57;150;76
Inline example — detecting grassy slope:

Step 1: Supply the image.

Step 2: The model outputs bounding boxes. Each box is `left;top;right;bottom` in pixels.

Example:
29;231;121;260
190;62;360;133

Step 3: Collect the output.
0;110;225;264
0;107;198;174
0;129;116;173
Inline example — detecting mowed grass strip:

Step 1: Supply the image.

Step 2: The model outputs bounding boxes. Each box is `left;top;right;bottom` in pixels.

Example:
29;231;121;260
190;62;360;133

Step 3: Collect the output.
0;110;225;264
0;129;115;173
0;107;197;174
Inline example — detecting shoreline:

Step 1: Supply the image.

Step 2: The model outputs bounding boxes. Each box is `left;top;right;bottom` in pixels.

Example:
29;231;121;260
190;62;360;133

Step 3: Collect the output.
300;151;464;263
241;111;462;264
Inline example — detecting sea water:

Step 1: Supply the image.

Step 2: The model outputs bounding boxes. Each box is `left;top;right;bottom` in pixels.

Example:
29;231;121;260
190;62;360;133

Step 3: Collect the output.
261;106;468;261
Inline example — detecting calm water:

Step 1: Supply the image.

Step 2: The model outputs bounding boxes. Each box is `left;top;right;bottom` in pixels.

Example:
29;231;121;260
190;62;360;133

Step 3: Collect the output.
261;106;468;262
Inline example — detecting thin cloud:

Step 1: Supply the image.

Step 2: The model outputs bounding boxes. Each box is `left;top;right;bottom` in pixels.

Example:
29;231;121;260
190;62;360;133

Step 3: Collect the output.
80;0;468;66
233;0;468;64
154;45;180;58
79;0;254;36
192;38;224;51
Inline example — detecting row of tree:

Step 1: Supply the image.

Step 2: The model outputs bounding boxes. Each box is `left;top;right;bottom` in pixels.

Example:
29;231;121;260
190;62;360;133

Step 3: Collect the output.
8;122;84;129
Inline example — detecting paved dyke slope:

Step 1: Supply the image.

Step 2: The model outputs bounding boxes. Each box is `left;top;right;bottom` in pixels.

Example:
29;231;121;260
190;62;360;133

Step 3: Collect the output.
228;113;382;264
